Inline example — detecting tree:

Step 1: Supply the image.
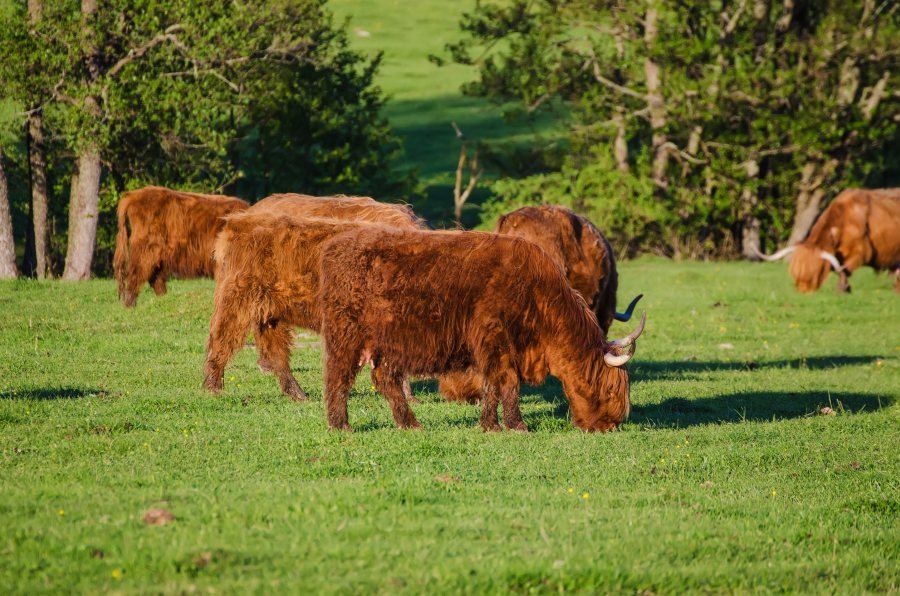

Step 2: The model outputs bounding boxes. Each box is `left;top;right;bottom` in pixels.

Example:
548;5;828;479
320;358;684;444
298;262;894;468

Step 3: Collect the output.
0;146;17;278
444;0;899;257
0;0;407;278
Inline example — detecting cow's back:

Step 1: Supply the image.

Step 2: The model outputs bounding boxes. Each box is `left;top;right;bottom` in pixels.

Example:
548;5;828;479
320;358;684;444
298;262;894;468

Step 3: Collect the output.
867;190;900;268
251;193;422;230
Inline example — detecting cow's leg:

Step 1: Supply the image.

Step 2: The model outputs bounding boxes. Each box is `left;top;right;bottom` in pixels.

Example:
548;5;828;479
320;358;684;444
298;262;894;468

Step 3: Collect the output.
149;265;168;296
123;249;157;308
323;348;362;431
485;362;526;432
479;382;502;432
836;270;851;293
203;297;252;394
401;378;420;404
474;330;521;432
371;365;421;429
256;321;307;402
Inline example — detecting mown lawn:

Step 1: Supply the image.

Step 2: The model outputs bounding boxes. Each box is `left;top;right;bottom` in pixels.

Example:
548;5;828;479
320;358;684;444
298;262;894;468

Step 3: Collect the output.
0;259;898;593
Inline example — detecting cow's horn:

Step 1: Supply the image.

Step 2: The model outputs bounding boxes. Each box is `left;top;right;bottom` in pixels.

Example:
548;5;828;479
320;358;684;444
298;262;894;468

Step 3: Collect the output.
609;311;646;349
818;250;844;272
604;311;646;367
751;245;796;261
614;294;643;322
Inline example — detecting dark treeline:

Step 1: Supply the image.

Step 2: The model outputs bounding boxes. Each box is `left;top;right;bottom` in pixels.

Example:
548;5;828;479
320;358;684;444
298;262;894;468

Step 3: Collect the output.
0;0;409;279
0;0;897;279
440;0;899;258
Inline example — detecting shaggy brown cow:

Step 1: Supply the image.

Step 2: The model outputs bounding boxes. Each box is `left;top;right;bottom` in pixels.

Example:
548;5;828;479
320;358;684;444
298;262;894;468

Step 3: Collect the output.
249;193;425;229
204;207;422;401
439;205;642;403
317;228;646;432
114;186;248;307
756;188;900;292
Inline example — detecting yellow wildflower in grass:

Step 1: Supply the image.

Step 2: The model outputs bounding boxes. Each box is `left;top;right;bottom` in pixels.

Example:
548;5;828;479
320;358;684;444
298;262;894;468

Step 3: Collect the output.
771;490;777;497
567;488;574;494
581;492;589;500
57;509;64;516
111;568;122;579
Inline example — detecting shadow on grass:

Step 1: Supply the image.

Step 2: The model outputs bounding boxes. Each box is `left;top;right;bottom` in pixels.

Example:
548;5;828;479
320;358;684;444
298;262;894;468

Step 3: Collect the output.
633;355;883;380
0;387;106;400
517;378;893;429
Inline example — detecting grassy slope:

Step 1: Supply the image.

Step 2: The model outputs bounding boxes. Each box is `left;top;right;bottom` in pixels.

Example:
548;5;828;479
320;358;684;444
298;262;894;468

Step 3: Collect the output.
329;0;563;226
1;261;897;593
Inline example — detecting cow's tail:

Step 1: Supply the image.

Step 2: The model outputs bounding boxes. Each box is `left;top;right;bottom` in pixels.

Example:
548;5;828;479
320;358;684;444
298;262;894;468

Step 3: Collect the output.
113;192;133;302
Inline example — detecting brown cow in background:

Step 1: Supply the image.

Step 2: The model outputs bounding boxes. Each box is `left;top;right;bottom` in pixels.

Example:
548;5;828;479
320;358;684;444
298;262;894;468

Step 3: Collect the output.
440;205;642;403
755;188;900;292
249;193;425;229
317;228;646;432
204;204;423;401
114;186;248;307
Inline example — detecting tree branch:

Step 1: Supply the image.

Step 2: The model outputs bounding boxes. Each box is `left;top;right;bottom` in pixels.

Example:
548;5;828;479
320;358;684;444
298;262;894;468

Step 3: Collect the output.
107;24;186;78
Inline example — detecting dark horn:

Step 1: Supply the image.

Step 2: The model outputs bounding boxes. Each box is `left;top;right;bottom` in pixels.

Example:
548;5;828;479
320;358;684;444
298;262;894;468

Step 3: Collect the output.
614;293;643;322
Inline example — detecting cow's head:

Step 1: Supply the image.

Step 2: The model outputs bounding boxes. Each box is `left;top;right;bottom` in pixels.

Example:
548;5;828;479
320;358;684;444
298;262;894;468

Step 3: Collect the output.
754;244;844;293
567;312;646;432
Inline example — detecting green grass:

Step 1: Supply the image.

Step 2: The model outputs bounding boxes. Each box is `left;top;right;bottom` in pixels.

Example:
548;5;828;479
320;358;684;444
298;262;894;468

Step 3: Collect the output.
1;260;898;593
329;0;565;225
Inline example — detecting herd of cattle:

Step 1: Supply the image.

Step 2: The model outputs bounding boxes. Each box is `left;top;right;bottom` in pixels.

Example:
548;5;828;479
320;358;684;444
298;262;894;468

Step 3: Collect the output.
113;186;900;432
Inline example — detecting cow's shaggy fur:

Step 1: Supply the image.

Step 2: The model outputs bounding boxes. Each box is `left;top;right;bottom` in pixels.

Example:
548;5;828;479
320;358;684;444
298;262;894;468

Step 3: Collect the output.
789;188;900;292
317;228;639;432
113;186;248;307
440;205;640;403
204;200;422;400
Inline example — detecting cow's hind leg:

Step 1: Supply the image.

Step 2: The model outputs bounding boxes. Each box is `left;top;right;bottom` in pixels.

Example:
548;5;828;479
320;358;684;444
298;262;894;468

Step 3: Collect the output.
372;365;421;429
401;378;420;404
256;321;307;402
204;300;252;394
486;366;526;432
123;249;157;307
149;265;168;296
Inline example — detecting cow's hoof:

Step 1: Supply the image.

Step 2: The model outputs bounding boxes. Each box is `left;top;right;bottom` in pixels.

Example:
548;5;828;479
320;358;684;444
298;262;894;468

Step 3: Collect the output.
481;422;502;433
508;422;529;433
288;388;309;402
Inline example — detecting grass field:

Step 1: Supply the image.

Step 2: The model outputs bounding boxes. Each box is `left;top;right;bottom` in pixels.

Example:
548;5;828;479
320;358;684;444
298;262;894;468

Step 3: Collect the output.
1;260;897;593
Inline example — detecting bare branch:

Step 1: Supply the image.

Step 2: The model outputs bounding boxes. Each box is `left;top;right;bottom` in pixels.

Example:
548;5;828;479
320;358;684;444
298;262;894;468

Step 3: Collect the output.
107;25;186;78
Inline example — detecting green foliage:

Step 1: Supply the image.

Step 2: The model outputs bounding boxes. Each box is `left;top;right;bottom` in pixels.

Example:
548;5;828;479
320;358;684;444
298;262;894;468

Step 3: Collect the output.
0;0;409;276
0;261;898;591
446;0;899;254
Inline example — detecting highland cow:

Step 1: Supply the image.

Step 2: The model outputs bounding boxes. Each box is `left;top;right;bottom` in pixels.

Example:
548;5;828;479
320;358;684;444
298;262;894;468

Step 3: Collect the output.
317;228;646;432
249;193;425;229
756;188;900;292
440;205;642;403
114;186;249;307
204;208;422;401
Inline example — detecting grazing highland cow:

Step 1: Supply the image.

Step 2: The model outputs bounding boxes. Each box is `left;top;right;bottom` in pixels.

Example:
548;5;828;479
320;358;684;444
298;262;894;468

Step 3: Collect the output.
440;205;642;403
249;193;425;229
756;188;900;292
204;208;422;401
317;228;646;432
114;186;248;307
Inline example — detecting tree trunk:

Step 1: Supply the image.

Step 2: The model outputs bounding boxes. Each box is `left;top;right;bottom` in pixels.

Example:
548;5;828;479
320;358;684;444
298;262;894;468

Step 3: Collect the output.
787;160;836;246
613;107;629;173
27;0;50;278
644;2;668;189
62;0;101;280
28;112;50;279
0;147;18;278
740;159;761;258
62;149;101;280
